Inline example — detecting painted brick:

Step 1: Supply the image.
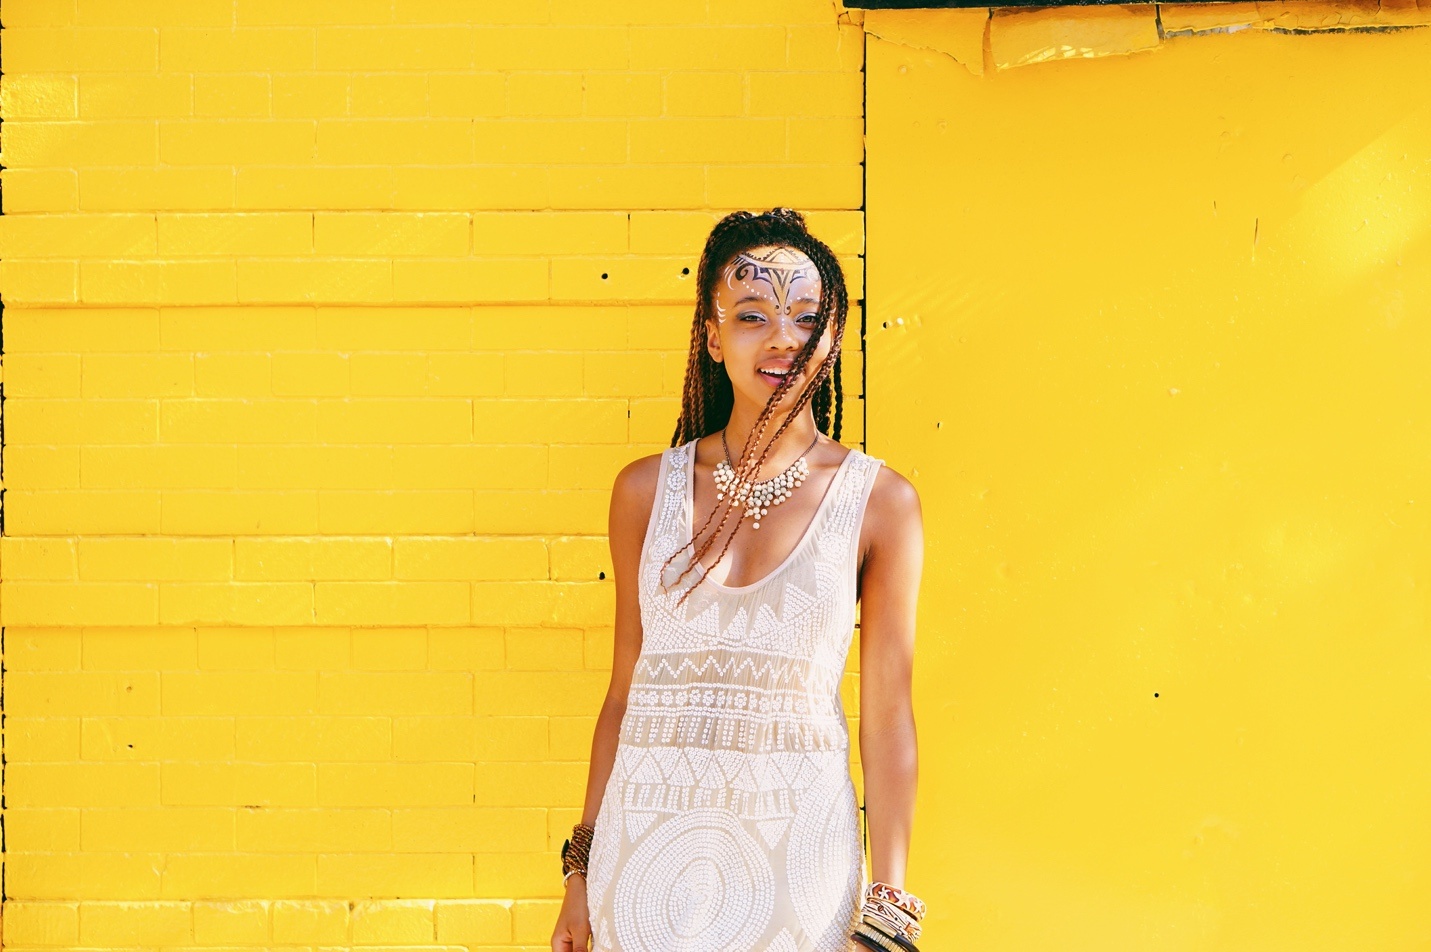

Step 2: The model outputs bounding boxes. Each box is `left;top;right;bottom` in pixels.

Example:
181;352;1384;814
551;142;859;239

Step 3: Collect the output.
351;900;435;945
78;902;192;946
583;72;663;117
317;670;473;715
9;763;161;807
429;627;506;670
161;853;318;898
238;165;396;210
4;630;83;670
8;671;162;716
4;809;83;852
0;1;870;937
1;537;80;579
194;73;271;118
271;899;349;944
161;762;318;807
193;900;271;944
315;853;473;898
505;628;585;671
2;167;81;212
234;538;392;584
160;27;314;70
235;716;392;761
549;716;599;760
351;73;428;117
157;211;313;256
395;538;549;581
81;807;236;851
1;580;161;625
2;901;81;946
9;718;83;762
77;73;190;119
392;715;549;762
435;900;512;944
428;73;506;117
666;72;745;117
5;27;158;72
79;538;232;581
80;717;235;761
237;808;393;852
392;804;547;852
198;629;278;669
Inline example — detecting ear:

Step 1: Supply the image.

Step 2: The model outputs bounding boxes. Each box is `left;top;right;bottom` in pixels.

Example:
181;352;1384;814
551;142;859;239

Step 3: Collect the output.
704;317;723;364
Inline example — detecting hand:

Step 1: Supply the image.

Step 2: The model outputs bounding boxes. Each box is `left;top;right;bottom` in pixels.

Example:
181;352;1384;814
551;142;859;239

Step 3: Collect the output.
551;876;592;951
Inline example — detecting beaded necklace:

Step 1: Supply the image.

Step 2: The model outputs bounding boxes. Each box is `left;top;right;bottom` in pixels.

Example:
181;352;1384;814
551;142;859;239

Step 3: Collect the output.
713;428;821;529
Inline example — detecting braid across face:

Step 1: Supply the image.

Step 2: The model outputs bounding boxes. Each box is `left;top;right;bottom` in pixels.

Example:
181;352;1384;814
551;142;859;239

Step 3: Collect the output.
662;208;851;599
671;208;848;448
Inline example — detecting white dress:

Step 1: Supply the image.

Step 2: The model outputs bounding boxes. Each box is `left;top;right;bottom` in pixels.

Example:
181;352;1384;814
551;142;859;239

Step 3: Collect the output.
587;438;885;952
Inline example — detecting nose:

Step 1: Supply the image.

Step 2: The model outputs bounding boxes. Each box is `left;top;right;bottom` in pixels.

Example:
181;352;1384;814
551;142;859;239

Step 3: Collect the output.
767;313;802;349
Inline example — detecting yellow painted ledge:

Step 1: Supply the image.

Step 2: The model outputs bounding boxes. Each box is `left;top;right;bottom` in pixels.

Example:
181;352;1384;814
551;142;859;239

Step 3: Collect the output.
866;0;1431;72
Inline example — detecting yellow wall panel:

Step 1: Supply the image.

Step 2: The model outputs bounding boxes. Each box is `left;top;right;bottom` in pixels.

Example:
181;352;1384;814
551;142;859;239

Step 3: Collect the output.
867;23;1431;952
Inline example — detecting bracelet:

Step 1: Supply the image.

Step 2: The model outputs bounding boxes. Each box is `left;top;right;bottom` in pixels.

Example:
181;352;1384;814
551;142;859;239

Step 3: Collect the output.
867;881;926;921
560;822;595;883
852;880;926;950
853;921;919;952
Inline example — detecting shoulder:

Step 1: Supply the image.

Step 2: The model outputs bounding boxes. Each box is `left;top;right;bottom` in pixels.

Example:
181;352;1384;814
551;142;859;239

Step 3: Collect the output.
607;449;668;548
611;449;666;511
863;458;922;530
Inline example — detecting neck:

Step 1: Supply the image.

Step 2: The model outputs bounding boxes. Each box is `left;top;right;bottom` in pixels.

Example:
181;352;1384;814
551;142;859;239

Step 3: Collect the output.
723;400;818;473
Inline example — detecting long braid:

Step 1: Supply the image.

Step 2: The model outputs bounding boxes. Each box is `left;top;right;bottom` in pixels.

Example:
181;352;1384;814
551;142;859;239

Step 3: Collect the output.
662;208;850;601
670;221;848;596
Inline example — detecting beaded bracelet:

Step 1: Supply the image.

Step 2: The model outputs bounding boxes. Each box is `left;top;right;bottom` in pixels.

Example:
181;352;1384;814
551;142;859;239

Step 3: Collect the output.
560;822;595;884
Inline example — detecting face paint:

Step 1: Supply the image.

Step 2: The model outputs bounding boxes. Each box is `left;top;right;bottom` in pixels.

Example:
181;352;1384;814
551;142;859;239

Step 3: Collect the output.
721;245;820;318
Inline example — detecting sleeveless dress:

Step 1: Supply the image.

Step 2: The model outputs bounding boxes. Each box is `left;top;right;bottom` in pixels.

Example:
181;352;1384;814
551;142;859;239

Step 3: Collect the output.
586;438;885;952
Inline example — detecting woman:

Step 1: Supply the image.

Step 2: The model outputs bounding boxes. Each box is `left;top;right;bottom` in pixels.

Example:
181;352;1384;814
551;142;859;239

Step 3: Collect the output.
552;208;924;952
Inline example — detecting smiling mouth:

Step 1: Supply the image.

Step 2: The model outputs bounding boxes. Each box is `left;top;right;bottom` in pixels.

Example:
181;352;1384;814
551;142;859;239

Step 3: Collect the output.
758;368;794;387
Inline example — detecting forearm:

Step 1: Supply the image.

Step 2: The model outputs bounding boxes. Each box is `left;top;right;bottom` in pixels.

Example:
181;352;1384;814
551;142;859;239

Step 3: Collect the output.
859;719;918;887
578;690;627;826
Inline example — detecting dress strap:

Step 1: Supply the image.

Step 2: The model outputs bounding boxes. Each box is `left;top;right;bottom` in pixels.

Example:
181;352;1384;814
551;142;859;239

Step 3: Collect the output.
637;441;695;599
835;449;885;566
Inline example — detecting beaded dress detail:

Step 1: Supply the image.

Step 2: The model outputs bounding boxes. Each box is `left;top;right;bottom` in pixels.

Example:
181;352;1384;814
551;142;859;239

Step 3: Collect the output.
587;438;885;952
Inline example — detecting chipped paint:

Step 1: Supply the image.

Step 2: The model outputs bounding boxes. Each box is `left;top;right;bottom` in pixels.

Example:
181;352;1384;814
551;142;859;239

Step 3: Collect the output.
990;4;1161;70
866;0;1431;71
864;8;991;75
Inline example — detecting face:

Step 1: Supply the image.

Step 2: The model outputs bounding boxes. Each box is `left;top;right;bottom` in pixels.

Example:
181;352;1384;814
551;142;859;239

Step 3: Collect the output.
706;245;831;409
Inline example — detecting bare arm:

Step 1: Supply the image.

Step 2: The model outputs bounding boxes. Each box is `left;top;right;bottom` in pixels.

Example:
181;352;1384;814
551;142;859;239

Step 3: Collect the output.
857;467;924;887
553;454;658;951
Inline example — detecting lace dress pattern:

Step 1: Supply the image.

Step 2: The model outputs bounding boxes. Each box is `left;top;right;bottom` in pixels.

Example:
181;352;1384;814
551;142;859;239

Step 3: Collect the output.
586;439;885;952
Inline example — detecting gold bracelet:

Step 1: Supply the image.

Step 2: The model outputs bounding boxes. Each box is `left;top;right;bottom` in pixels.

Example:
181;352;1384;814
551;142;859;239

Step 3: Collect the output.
560;822;595;881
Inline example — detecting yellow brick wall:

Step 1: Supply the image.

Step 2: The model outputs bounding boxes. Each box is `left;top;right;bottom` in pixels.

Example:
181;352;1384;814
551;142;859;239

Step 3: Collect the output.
0;2;865;948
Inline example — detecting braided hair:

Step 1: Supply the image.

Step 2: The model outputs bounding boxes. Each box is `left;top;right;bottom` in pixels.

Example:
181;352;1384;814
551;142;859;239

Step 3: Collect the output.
663;207;850;598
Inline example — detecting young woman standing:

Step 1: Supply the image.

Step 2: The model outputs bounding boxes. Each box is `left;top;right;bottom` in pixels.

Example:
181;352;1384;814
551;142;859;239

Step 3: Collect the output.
552;208;925;952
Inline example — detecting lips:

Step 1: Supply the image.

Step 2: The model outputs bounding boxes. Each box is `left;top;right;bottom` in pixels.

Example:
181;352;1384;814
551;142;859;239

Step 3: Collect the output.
758;366;794;387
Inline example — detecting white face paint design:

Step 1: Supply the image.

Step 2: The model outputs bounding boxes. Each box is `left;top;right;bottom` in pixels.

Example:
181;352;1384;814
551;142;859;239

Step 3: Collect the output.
714;245;820;328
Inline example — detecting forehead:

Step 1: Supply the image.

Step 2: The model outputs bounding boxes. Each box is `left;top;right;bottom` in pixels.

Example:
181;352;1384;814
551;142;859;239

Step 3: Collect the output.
718;245;820;296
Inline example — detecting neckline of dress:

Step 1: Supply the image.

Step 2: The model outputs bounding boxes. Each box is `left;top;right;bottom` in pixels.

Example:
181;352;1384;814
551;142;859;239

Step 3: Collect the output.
682;437;856;593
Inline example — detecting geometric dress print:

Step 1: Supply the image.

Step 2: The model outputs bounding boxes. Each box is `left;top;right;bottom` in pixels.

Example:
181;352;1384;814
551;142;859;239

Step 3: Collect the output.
586;439;886;951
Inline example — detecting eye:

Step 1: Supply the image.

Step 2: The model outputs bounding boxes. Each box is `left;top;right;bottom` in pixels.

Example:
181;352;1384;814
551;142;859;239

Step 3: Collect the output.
797;312;820;325
738;311;766;322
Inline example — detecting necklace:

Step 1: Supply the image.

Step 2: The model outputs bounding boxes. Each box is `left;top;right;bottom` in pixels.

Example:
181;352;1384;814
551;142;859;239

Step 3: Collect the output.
714;428;821;529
